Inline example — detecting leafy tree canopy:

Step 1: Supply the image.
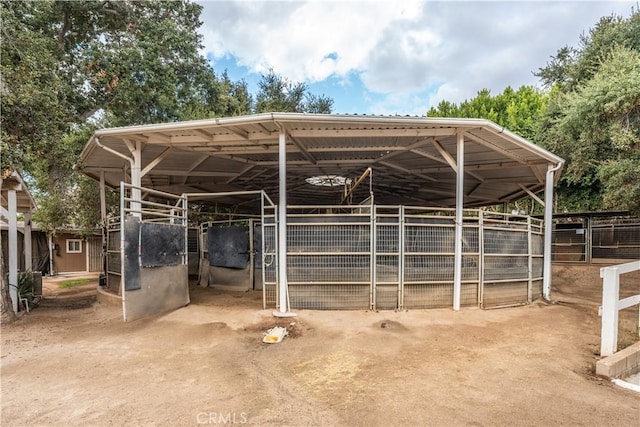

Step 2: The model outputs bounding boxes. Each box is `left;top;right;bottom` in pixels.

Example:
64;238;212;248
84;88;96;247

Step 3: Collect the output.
426;85;549;214
427;86;548;143
255;69;334;114
1;0;333;232
536;8;640;213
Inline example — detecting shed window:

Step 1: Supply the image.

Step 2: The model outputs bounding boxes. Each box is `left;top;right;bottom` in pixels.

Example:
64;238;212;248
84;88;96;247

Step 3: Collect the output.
66;239;83;254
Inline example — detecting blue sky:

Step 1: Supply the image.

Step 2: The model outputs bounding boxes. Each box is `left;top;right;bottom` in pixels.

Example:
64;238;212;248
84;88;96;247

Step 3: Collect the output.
208;53;403;113
198;1;636;115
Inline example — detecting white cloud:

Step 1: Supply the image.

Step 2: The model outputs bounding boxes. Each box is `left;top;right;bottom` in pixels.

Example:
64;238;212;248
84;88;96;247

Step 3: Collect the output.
198;0;637;111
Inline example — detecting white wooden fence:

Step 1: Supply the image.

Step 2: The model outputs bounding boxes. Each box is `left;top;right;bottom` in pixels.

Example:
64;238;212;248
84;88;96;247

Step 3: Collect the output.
599;260;640;356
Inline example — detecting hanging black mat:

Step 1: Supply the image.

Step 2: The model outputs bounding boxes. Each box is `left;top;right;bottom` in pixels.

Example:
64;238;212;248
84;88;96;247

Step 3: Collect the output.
208;226;249;269
140;222;184;267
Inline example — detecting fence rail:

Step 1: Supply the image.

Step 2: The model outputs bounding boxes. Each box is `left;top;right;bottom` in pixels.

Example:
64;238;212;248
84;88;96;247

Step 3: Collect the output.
104;184;189;293
264;205;544;310
552;216;640;263
599;260;640;356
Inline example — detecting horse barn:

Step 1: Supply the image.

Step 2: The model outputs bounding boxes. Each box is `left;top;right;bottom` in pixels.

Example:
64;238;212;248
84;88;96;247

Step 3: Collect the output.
79;113;564;321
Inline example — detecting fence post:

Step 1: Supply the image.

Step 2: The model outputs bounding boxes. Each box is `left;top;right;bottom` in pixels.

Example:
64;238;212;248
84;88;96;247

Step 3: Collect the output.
370;204;376;310
399;206;405;309
527;216;533;303
600;266;620;356
478;210;484;307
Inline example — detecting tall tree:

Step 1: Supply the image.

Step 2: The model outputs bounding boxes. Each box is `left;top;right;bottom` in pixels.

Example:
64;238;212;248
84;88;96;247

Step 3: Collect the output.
0;0;229;230
255;69;333;113
536;8;640;213
426;85;549;213
427;86;548;143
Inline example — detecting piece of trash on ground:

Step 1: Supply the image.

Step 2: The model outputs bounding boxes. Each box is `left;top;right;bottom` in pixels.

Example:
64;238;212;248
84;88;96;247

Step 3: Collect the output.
263;326;288;343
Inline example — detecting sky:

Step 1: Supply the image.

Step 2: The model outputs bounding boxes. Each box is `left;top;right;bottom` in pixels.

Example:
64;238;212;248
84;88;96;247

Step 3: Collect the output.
197;0;636;116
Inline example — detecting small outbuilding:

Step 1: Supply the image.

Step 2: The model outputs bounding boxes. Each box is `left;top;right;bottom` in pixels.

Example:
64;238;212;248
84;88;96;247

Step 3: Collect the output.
79;113;564;321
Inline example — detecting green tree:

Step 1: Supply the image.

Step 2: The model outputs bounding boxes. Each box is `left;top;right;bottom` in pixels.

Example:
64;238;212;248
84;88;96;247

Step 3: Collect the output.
427;86;549;213
536;8;640;213
255;69;333;113
536;11;640;91
0;0;229;231
427;86;548;142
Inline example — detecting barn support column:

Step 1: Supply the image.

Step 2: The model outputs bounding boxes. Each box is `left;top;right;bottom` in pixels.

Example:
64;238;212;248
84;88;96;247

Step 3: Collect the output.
24;212;32;271
7;189;19;312
99;171;107;225
543;162;562;300
99;171;107;277
130;141;142;218
275;128;294;316
94;137;140;217
453;131;465;311
48;233;54;276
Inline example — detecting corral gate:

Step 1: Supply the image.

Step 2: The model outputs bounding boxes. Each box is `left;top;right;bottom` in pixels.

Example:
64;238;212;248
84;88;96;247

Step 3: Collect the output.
198;219;262;291
552;215;640;263
106;183;189;321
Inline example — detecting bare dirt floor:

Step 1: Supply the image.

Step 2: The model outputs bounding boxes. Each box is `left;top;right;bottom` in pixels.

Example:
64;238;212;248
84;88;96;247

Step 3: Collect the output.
2;265;639;427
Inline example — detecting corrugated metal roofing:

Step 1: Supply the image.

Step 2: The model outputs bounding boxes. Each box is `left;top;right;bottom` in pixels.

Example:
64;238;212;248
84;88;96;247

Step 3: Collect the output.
79;112;564;208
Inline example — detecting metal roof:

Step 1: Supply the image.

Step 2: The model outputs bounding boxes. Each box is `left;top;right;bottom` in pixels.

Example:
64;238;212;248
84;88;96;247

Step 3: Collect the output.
1;169;36;213
79;113;564;208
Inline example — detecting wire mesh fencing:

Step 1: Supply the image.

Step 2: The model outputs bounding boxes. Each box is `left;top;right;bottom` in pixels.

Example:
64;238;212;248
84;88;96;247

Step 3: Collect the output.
262;205;278;308
286;206;372;309
592;217;640;261
551;215;640;263
262;206;545;310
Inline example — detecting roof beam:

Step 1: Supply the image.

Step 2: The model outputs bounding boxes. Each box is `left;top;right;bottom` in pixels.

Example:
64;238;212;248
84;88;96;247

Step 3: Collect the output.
122;138;136;154
411;160;547;174
192;129;215;141
408;147;450;165
519;184;545;206
288;128;457;138
181;154;210;185
188;144;271;153
415;186;488;201
370;137;435;164
498;187;528;202
467;182;482;197
223;126;249;140
143;132;171;144
374;183;433;204
145;170;239;177
141;147;172;177
287;133;317;164
227;165;256;184
307;145;405;153
175;148;257;165
431;139;458;172
235;168;271;184
530;165;545;184
378;160;437;182
464;132;528;164
80;166;127;174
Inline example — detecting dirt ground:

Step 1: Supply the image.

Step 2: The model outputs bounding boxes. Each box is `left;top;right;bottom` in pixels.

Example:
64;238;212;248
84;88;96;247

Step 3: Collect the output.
1;265;639;426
